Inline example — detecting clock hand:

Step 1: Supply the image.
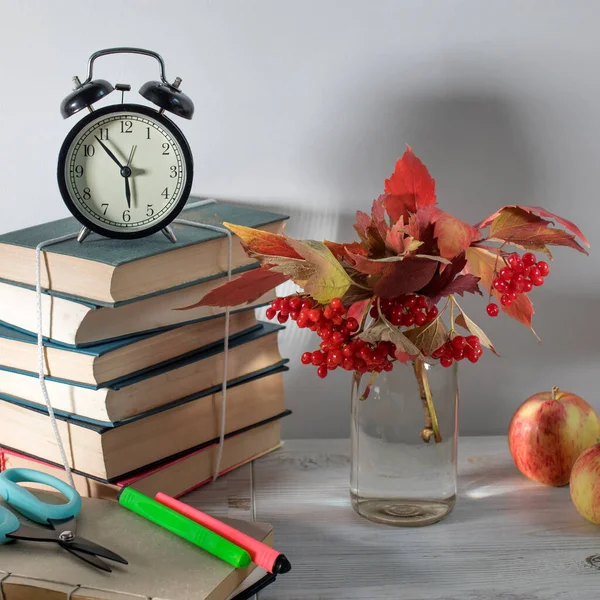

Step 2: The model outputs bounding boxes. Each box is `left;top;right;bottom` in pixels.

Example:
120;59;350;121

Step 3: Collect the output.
125;176;131;209
124;145;137;209
94;136;124;169
127;145;137;167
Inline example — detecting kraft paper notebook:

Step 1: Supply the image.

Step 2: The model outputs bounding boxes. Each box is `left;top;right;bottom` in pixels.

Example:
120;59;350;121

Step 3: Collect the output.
0;495;277;600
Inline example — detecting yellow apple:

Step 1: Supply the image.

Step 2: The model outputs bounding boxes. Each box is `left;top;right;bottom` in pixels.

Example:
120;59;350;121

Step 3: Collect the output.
508;387;600;486
570;443;600;524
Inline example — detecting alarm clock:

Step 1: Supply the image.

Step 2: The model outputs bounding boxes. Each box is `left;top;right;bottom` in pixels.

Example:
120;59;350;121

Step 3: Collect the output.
57;48;194;243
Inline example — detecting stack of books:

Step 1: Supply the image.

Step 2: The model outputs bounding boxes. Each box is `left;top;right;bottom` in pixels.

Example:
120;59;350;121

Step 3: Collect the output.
0;201;290;499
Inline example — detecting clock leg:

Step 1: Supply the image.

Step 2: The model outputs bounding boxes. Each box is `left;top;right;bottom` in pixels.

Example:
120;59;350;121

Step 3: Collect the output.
161;226;177;243
77;226;92;243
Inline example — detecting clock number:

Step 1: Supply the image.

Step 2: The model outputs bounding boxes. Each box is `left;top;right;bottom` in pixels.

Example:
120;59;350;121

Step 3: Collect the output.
97;128;109;141
120;121;133;134
82;187;91;200
101;203;109;216
83;145;95;157
74;165;84;178
161;187;170;200
170;166;177;178
162;143;170;155
122;210;131;222
146;204;155;217
146;127;151;140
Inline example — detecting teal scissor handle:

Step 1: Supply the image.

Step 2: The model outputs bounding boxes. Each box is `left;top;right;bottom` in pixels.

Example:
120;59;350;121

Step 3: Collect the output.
0;468;82;525
0;506;20;543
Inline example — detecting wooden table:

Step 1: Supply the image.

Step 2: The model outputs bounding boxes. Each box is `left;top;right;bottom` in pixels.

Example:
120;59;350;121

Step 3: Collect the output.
185;437;600;599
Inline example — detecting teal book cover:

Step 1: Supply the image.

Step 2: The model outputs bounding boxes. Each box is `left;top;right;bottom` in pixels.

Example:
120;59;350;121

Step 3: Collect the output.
0;200;288;267
0;322;284;390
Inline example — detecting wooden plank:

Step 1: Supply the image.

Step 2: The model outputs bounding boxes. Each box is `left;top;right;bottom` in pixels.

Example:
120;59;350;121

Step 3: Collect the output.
245;437;600;599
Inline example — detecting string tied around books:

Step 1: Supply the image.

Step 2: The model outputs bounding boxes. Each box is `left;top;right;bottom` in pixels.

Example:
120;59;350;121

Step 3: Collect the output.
34;199;232;490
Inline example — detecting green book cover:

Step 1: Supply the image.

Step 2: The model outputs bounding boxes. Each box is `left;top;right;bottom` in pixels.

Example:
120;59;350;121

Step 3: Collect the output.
0;200;287;266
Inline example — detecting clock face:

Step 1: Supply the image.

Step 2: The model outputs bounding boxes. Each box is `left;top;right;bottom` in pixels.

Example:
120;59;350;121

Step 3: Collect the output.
58;104;193;238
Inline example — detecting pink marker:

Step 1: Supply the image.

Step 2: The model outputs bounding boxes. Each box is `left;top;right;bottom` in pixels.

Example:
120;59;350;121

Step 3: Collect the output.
155;493;291;575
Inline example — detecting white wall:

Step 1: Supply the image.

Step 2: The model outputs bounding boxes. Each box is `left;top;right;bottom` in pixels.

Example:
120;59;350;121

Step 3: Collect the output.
1;0;599;438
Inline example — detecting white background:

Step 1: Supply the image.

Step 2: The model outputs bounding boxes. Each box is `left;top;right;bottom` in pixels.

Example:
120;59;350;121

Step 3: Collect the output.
0;0;598;438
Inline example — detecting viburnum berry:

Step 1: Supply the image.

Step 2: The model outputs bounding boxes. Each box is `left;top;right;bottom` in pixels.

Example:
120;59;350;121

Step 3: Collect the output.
486;302;499;317
522;252;536;267
440;356;453;368
301;352;312;365
265;307;276;320
451;335;467;350
317;365;328;378
538;261;550;277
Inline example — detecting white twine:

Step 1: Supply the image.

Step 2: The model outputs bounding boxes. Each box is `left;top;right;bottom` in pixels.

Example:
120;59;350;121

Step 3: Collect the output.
175;210;232;482
36;234;79;487
33;198;232;486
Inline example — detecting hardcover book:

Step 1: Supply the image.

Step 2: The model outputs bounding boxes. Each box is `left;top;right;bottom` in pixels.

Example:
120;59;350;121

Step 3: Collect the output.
0;322;285;422
0;201;288;303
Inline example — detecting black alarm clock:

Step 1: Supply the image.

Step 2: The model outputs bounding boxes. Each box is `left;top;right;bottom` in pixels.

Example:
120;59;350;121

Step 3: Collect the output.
57;47;194;243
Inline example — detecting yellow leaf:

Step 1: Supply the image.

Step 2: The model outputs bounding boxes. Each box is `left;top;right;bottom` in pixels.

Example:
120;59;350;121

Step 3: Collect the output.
286;239;354;304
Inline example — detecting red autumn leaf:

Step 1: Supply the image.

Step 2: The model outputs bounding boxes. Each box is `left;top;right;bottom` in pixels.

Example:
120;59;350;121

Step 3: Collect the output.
353;197;389;255
419;253;467;300
223;222;302;259
480;207;588;256
324;240;367;260
347;252;439;297
385;219;422;255
383;146;436;222
428;274;481;304
476;206;589;248
180;268;289;309
347;298;372;324
466;247;535;329
429;207;481;261
374;257;438;298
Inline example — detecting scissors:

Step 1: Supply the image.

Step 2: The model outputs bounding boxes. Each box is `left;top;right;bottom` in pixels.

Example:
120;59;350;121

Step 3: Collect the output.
0;468;127;572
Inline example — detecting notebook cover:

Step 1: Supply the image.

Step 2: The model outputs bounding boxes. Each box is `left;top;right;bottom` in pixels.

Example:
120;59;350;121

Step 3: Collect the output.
0;201;287;267
0;321;284;390
0;495;276;600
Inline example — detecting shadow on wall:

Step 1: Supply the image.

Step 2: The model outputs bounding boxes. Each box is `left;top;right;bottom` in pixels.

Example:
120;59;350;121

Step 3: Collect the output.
206;83;549;438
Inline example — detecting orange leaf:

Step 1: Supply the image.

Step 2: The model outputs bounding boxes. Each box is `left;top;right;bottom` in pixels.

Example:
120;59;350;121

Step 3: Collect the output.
430;207;481;261
178;268;289;309
466;247;535;329
383;146;436;223
324;240;367;260
476;205;589;248
223;222;302;259
483;207;588;256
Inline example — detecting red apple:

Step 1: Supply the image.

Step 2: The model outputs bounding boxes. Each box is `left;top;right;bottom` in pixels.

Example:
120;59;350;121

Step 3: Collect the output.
508;387;600;486
570;443;600;524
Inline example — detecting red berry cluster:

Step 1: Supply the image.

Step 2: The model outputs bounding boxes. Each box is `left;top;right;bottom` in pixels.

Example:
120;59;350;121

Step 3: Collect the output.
432;335;483;366
486;252;550;317
265;295;396;378
369;294;439;327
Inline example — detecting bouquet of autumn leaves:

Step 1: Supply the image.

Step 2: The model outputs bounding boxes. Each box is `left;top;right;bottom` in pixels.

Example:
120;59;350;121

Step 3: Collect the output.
191;147;588;441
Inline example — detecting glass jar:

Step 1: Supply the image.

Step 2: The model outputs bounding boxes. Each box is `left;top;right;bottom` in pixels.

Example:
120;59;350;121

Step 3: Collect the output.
350;359;458;526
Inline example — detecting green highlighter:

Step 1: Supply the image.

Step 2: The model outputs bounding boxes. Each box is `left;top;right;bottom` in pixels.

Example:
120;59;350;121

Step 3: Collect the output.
118;487;251;568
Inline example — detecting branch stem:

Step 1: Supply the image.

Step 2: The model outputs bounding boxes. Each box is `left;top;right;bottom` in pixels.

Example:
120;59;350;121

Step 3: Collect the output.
414;359;442;443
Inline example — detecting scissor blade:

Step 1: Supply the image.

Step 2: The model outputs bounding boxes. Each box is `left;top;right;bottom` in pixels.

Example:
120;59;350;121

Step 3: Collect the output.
64;545;112;572
68;536;128;565
7;524;59;542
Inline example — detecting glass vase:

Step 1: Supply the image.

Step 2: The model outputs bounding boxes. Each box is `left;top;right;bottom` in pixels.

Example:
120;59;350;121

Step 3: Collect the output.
350;359;458;526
